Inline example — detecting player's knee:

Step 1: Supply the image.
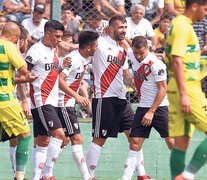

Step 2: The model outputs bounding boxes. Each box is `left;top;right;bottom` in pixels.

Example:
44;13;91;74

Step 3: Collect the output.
71;134;83;145
51;128;65;140
129;138;142;151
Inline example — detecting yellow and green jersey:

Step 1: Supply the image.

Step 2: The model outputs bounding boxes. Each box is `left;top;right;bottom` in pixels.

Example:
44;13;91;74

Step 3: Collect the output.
0;39;25;108
165;15;201;81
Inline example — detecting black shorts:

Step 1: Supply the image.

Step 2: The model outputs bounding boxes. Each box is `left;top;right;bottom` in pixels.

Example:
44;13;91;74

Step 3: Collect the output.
0;122;16;142
31;104;62;137
119;100;134;133
92;97;127;138
130;106;169;138
57;107;80;137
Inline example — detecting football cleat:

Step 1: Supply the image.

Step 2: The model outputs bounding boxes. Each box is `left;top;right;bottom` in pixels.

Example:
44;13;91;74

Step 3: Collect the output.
174;173;192;180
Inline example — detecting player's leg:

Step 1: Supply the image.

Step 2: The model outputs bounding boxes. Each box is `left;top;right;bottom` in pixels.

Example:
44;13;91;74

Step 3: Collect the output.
165;137;174;150
58;106;91;180
121;101;148;180
9;138;18;178
87;97;118;178
175;89;207;180
123;137;145;180
0;104;31;180
32;105;65;180
123;107;152;180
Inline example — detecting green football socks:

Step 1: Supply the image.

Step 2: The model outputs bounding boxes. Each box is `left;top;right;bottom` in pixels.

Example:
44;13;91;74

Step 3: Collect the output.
185;138;207;174
16;135;31;173
170;148;186;179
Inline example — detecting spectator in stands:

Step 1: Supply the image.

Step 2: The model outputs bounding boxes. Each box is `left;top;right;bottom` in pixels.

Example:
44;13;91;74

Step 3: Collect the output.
165;0;186;17
21;3;48;47
94;0;125;20
0;15;6;35
154;13;172;59
125;4;157;51
131;0;165;27
193;16;207;55
35;0;50;20
0;0;4;12
3;0;31;22
82;8;108;35
61;3;80;43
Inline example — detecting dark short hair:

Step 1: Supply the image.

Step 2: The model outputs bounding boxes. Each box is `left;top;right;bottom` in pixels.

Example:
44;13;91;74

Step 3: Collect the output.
61;3;72;11
63;30;72;38
160;13;172;21
86;8;102;21
78;31;99;49
132;36;148;49
44;20;65;33
109;15;126;27
186;0;207;8
19;25;29;40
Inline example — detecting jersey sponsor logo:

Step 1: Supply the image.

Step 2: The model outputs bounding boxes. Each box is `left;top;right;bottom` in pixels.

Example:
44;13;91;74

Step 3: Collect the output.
158;69;165;76
25;55;33;63
100;51;127;97
45;61;59;71
134;71;148;81
75;72;84;79
107;54;125;66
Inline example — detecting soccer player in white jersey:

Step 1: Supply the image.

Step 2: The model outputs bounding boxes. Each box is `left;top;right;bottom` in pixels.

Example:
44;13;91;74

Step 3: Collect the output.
25;20;70;180
86;15;149;180
122;36;174;180
57;31;99;180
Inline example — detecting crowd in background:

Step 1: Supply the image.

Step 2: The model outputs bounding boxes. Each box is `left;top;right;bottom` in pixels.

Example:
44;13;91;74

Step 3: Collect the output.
0;0;207;117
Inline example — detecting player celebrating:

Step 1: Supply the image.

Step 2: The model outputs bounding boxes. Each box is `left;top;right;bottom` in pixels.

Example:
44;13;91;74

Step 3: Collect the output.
86;15;150;180
122;36;173;180
165;0;207;179
58;31;99;180
25;20;70;180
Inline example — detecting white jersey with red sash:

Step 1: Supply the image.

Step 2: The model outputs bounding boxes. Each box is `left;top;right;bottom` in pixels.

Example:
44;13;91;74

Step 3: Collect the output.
58;49;91;107
92;36;128;99
127;48;169;107
25;41;60;109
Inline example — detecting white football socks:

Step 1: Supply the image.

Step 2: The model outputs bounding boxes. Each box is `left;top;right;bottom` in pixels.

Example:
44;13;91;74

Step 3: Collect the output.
123;150;139;180
72;144;91;180
10;146;17;177
31;145;47;180
136;149;146;176
87;142;102;178
42;137;63;179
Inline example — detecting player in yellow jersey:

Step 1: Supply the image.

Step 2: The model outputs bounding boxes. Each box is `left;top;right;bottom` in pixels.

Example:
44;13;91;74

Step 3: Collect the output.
165;0;207;179
0;22;38;180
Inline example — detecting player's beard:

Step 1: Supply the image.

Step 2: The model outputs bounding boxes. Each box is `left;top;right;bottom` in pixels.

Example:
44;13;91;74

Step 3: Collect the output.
114;32;125;41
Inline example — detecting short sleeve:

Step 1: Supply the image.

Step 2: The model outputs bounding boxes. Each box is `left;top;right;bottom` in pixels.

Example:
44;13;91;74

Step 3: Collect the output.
170;23;190;57
25;46;40;65
151;60;167;82
7;42;25;70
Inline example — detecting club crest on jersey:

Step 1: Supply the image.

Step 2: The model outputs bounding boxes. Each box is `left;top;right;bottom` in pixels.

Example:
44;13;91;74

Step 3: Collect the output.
74;123;79;129
48;121;54;127
102;130;107;136
144;65;150;73
107;55;125;66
